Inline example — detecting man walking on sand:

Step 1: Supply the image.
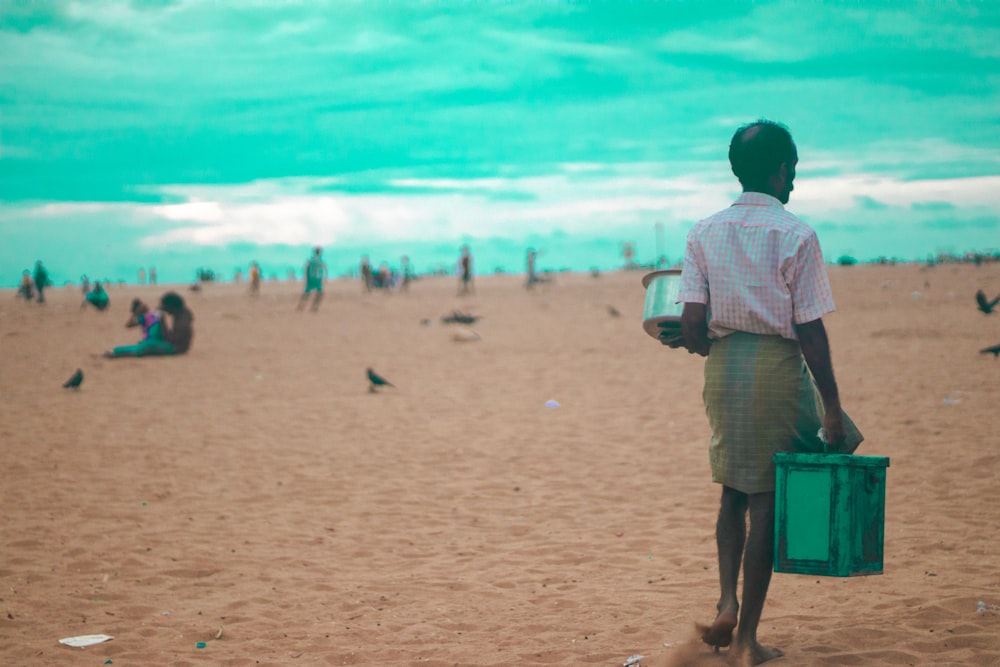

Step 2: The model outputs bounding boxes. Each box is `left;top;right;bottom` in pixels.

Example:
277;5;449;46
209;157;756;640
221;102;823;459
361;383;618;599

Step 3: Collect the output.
33;260;51;304
298;246;327;312
669;119;850;665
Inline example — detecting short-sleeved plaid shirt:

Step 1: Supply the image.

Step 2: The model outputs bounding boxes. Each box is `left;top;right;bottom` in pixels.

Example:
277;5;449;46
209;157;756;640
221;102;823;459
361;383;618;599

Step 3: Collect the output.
677;192;835;341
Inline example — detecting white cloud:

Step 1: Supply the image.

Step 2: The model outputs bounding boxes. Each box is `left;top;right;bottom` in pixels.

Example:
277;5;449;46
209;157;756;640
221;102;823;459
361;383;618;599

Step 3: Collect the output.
119;165;999;253
151;200;224;223
29;201;131;216
18;160;996;256
142;195;353;247
795;175;1000;214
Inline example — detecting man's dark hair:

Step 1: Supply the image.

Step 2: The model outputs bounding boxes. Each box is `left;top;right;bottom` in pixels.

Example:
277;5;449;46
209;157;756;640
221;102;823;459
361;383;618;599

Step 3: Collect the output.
161;291;185;314
729;119;796;191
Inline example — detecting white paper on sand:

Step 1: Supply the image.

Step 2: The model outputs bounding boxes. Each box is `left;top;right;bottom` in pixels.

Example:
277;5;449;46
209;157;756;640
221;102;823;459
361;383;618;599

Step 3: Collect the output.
59;634;114;647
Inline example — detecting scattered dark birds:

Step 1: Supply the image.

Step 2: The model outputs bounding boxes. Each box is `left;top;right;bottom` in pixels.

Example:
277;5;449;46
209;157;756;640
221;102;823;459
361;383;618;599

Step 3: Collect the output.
367;367;395;393
975;289;1000;314
63;368;84;389
607;305;621;318
441;311;480;325
980;344;1000;358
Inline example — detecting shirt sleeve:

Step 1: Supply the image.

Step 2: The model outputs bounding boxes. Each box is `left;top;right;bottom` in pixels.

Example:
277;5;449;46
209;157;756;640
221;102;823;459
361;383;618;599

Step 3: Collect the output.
788;231;835;324
677;227;709;304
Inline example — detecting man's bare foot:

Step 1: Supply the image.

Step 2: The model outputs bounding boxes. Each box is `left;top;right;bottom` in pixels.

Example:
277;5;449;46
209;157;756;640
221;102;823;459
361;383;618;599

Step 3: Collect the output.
696;611;737;649
734;640;784;665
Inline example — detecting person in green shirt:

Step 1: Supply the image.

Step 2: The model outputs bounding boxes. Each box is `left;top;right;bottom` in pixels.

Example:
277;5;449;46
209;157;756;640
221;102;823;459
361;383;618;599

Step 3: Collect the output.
298;246;327;312
82;281;110;311
33;261;51;304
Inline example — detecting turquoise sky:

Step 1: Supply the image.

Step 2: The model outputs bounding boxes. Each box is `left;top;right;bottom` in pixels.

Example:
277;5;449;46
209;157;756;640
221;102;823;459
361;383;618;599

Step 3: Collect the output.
2;1;998;285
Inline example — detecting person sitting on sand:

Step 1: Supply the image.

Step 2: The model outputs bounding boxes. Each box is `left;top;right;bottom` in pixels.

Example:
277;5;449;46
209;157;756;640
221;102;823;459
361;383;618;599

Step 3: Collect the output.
104;292;193;358
82;281;110;311
125;298;161;338
160;292;194;353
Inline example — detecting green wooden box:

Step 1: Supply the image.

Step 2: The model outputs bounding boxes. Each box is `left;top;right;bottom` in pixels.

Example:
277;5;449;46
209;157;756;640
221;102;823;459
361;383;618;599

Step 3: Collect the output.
774;452;889;577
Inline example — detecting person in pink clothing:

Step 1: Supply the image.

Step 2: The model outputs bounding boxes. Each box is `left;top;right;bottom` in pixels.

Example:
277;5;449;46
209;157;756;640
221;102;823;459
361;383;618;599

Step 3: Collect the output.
126;298;161;340
667;119;856;665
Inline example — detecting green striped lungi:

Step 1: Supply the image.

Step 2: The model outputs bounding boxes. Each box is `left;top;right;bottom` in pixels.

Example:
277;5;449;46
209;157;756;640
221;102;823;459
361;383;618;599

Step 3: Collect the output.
703;332;863;494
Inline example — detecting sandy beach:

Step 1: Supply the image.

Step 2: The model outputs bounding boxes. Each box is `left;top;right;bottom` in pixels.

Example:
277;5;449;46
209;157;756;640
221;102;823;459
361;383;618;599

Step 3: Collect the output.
1;263;998;667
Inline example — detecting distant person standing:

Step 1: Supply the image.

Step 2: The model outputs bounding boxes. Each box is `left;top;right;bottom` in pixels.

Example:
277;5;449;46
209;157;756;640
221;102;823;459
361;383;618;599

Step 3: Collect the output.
139;267;146;284
525;248;538;289
376;262;392;290
249;261;261;296
33;261;51;303
17;270;34;301
149;266;157;285
298;246;327;311
458;245;474;296
360;255;373;292
81;275;90;295
400;255;413;292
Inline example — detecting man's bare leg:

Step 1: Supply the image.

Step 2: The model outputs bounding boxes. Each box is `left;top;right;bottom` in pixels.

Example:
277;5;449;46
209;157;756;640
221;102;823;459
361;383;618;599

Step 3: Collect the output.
701;486;746;648
733;491;783;664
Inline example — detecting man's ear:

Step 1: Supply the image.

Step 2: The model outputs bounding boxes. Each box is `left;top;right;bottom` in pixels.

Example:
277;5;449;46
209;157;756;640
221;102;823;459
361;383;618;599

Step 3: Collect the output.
768;163;788;193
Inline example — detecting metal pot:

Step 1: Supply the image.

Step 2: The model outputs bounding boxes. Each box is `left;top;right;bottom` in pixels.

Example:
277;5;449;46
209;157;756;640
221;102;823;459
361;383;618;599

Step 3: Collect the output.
641;269;683;340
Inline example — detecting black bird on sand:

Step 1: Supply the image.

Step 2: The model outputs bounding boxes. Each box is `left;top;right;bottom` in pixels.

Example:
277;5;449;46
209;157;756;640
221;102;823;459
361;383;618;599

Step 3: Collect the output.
63;368;84;389
607;305;621;318
367;368;395;392
980;344;1000;358
975;290;1000;314
441;311;480;325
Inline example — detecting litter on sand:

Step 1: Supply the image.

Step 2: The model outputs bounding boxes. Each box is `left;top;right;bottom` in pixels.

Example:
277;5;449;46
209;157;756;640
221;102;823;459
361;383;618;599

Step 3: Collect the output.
59;634;114;648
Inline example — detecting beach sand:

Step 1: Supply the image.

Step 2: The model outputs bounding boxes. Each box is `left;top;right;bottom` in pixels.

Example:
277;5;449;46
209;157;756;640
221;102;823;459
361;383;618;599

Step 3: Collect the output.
1;264;998;666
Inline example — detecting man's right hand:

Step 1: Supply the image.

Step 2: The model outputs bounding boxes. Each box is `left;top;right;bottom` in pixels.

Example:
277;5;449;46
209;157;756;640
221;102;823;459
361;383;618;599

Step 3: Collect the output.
658;327;686;348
